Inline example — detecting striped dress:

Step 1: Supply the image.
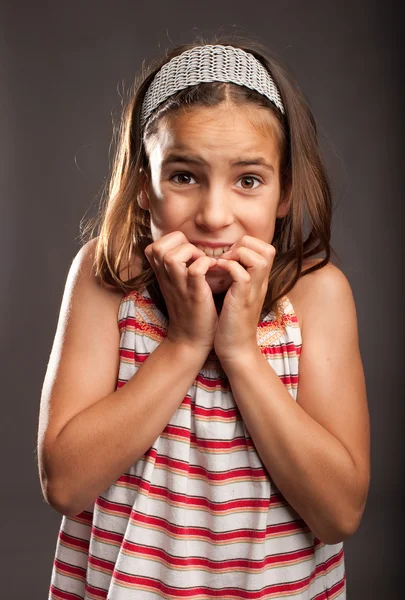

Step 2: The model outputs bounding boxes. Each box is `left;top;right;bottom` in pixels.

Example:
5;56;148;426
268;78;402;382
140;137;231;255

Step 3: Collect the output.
48;286;346;599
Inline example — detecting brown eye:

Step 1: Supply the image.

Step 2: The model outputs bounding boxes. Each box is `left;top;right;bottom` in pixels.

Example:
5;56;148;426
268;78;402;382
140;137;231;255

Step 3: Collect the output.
238;176;261;190
171;173;196;185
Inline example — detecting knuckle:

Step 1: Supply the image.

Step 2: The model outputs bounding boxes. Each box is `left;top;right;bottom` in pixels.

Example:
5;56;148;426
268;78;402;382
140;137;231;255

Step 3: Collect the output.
145;242;156;255
150;252;159;266
144;244;153;257
187;264;200;276
168;230;186;246
164;249;176;264
153;246;165;261
188;259;205;275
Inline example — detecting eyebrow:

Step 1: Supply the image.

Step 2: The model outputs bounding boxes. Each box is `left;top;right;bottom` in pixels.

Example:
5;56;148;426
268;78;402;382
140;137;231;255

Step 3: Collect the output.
161;152;275;173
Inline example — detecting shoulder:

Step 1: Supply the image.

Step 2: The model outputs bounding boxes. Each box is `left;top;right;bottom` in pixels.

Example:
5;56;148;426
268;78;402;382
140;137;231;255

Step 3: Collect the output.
79;236;143;285
73;238;126;309
287;258;357;339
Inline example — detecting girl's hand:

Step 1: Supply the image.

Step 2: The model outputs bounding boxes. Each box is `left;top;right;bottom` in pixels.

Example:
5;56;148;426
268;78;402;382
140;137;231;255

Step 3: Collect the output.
144;231;219;352
213;235;276;362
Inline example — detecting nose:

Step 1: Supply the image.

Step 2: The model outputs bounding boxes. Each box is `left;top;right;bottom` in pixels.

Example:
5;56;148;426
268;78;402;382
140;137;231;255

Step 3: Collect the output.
194;186;234;231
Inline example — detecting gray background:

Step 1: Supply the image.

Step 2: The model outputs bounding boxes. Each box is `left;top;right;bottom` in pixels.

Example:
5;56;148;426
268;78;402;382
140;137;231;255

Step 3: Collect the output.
1;1;403;598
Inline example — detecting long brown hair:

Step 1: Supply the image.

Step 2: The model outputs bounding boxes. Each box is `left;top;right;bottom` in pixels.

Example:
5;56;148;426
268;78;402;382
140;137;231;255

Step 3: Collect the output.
81;32;337;323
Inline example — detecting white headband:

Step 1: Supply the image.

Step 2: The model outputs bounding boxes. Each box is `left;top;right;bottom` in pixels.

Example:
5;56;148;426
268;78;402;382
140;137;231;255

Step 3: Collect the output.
140;44;285;130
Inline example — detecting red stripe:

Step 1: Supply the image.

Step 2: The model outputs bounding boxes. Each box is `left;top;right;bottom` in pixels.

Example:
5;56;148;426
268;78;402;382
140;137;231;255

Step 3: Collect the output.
58;531;90;552
87;553;115;572
111;569;322;598
53;559;86;578
108;511;308;541
121;541;315;570
113;482;271;511
84;582;108;599
193;404;239;418
50;585;85;600
136;455;268;481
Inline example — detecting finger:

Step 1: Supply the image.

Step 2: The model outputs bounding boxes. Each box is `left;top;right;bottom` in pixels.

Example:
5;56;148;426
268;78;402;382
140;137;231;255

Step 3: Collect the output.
161;243;207;291
144;230;192;269
186;255;218;295
145;235;204;284
220;246;272;294
222;236;275;263
215;257;251;297
144;243;161;280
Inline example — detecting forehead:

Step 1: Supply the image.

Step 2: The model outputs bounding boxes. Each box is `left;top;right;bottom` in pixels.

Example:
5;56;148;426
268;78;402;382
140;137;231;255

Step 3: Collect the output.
145;103;280;164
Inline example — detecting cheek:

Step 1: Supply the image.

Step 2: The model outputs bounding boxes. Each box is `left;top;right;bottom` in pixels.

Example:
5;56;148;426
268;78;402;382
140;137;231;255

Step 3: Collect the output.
150;199;188;228
149;207;179;238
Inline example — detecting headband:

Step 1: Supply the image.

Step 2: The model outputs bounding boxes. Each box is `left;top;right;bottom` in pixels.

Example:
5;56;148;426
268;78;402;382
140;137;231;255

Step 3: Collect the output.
140;44;285;131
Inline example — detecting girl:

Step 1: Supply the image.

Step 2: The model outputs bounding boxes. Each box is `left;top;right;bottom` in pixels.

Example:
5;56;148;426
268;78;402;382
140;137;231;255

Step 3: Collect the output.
38;35;370;599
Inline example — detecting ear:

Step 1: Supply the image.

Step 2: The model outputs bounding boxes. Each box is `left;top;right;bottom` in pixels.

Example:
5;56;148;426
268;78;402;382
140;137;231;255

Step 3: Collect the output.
137;167;151;211
137;189;150;211
276;184;291;219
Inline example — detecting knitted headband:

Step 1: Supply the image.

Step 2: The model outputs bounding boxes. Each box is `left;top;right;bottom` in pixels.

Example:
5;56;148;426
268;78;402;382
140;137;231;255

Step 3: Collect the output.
140;44;285;131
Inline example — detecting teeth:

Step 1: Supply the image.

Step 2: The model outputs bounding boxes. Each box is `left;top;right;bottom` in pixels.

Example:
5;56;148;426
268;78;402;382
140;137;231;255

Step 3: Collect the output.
196;244;230;257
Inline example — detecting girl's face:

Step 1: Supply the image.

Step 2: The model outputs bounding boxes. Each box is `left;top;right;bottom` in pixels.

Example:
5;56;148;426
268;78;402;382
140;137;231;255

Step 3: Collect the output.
140;102;289;294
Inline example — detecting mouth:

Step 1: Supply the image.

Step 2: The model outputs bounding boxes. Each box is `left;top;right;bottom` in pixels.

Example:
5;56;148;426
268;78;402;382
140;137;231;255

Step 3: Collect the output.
196;244;231;257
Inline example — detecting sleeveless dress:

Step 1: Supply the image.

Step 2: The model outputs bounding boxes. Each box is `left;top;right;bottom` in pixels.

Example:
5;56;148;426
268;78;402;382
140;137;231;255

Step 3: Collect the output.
48;286;346;599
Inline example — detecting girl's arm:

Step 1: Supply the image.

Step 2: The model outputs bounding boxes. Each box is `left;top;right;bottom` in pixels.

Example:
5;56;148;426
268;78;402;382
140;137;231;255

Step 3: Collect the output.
219;264;370;545
38;240;209;518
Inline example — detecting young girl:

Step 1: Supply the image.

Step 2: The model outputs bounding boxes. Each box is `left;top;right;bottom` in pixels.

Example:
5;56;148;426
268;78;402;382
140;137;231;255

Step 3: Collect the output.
38;35;370;599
